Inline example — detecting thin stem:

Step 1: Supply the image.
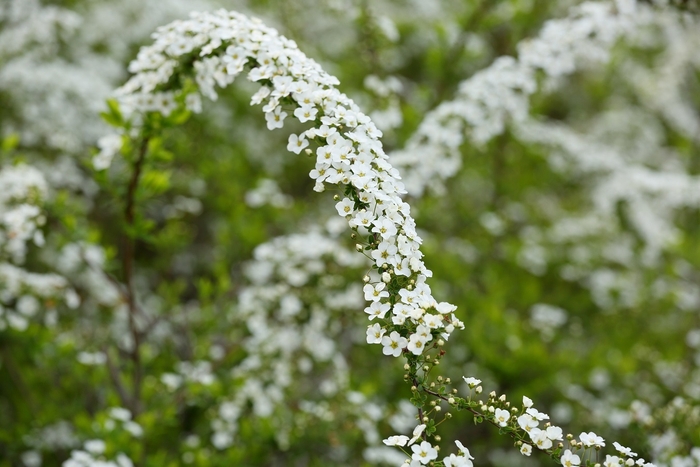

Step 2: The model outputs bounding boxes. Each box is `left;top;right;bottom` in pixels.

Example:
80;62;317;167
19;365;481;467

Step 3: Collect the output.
104;345;131;409
122;136;149;416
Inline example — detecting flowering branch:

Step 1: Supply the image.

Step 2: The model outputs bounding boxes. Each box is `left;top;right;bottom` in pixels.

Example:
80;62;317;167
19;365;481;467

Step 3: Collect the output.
92;8;662;467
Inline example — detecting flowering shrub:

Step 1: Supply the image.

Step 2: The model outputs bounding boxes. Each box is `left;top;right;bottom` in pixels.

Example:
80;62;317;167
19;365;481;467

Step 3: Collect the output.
1;0;700;466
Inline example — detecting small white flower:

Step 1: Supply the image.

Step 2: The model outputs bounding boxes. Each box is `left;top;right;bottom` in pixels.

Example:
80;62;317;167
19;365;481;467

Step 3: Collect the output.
604;455;622;467
408;424;426;445
365;301;390;320
613;442;637;458
546;426;563;441
287;133;309;154
294;104;318;123
455;440;474;459
526;407;550;421
383;435;409;446
363;283;389;302
366;323;385;344
462;377;481;388
518;413;538;432
560;449;581;467
494;408;510;426
529;428;553;450
580;432;605;448
381;331;408;357
84;439;106;455
407;333;427;355
335;198;354;217
443;453;473;467
265;107;287;130
371;216;398;239
411;441;438;465
520;444;532;456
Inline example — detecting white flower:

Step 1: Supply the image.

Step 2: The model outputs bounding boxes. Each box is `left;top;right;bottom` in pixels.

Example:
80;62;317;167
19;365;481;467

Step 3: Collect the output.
443;453;473;467
349;210;375;228
546;426;563;441
494;408;510;426
604;455;622;467
517;413;538;432
462;377;481;388
287;133;309;154
407;333;427;355
335;198;354;217
371;216;398;239
520;444;532;456
523;396;533;408
560;449;581;467
454;440;474;459
366;323;385;344
411;441;438;465
94;134;122;170
83;439;106;455
365;301;390;320
265;107;287;130
363;283;389;302
381;331;408;357
408;424;426;445
580;431;606;448
371;241;398;268
383;435;409;446
109;407;132;421
613;442;637;458
529;428;553;450
294;104;318;122
526;407;550;421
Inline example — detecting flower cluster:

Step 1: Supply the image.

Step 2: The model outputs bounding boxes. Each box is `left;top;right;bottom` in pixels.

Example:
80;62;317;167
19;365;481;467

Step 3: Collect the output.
390;0;649;196
384;376;660;467
4;1;698;465
96;8;462;361
0;163;79;331
208;223;367;449
63;440;134;467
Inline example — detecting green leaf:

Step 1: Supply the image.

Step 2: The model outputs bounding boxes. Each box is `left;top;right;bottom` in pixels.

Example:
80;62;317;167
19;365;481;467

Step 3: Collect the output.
101;98;124;127
1;133;20;152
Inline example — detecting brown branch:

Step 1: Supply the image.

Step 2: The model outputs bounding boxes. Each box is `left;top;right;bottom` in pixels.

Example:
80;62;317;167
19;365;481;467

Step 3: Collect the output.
103;345;131;409
122;136;149;416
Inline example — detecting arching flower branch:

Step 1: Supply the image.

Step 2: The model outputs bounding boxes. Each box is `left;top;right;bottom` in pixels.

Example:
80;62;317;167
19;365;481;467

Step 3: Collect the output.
96;8;461;358
93;8;660;466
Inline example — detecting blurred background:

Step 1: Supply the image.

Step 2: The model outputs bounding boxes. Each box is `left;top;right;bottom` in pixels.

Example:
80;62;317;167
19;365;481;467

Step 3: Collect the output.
1;0;700;465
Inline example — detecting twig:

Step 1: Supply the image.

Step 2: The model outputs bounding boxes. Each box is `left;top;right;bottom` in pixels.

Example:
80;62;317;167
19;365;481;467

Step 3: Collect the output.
122;136;149;415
